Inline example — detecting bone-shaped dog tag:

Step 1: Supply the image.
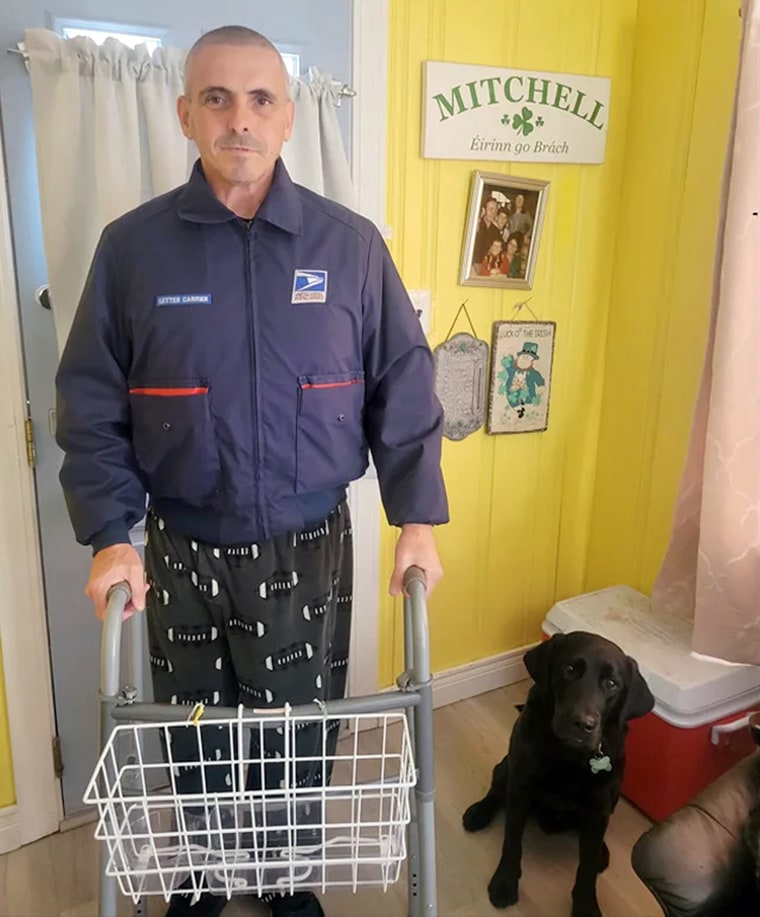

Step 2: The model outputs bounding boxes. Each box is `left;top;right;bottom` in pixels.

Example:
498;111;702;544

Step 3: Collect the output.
589;754;612;774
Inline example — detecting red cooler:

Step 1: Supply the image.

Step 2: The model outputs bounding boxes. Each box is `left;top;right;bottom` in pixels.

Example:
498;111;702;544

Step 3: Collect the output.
542;585;760;821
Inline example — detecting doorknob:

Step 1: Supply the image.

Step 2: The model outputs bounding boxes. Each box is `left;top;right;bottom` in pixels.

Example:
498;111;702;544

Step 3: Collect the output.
35;285;51;310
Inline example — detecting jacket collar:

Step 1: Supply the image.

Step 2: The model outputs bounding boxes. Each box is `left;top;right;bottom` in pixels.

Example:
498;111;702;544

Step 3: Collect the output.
177;158;303;235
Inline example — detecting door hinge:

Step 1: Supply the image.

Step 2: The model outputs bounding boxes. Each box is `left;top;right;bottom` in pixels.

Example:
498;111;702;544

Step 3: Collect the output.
52;735;64;779
24;414;36;469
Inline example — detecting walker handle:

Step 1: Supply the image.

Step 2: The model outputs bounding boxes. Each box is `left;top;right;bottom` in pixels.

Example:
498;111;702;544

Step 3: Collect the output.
100;581;132;698
402;565;431;684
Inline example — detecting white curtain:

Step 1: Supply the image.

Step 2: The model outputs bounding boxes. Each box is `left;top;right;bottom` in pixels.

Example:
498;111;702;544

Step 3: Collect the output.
23;28;354;353
651;0;760;666
283;67;355;209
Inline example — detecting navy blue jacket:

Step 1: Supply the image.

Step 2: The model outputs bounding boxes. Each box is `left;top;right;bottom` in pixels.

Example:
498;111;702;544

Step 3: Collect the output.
55;159;448;550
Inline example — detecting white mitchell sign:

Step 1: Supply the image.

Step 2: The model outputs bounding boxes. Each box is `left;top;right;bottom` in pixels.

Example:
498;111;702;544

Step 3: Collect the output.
421;61;611;164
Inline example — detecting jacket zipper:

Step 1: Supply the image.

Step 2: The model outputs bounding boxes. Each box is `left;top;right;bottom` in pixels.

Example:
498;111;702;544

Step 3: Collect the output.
243;220;264;535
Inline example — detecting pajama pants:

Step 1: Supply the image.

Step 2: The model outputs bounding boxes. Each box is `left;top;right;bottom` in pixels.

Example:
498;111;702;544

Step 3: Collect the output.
144;500;353;798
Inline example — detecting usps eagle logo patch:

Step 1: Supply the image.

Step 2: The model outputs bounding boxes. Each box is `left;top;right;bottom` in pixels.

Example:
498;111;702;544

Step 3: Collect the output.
291;269;328;304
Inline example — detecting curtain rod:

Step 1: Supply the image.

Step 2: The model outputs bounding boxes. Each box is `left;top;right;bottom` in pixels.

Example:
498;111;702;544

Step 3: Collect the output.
6;46;356;97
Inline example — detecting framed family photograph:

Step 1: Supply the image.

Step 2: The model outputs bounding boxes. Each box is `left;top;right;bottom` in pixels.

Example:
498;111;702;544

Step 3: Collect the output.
459;172;549;290
487;320;556;435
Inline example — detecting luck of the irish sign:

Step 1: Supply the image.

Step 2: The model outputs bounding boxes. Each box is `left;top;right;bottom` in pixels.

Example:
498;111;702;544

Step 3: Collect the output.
422;61;611;164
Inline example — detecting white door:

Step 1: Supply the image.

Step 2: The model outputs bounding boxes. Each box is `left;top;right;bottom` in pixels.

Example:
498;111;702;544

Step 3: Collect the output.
0;2;357;818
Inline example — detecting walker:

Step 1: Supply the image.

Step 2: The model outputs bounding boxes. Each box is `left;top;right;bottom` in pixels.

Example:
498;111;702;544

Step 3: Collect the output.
84;566;437;916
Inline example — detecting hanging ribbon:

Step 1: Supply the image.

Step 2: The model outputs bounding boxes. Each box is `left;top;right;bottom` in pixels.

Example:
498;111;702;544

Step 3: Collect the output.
511;296;540;321
443;299;480;342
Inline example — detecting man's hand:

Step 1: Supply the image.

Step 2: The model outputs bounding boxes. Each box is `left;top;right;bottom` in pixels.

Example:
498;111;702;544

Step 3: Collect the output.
86;542;148;621
389;523;443;596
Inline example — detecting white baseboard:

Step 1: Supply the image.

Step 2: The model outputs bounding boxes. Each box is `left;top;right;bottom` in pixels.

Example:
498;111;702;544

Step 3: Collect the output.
351;644;533;735
59;808;96;834
0;806;20;855
431;644;534;709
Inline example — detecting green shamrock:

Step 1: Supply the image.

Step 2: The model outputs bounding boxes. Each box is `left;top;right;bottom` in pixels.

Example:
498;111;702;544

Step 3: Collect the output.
536;116;544;127
500;113;510;126
512;106;535;137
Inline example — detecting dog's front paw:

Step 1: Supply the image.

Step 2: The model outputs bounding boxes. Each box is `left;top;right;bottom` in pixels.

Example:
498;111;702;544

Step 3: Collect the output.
597;842;610;873
463;797;497;832
571;897;602;917
487;871;519;908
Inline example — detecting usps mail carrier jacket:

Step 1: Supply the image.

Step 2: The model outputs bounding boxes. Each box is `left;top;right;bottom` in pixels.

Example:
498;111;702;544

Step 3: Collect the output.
55;159;449;551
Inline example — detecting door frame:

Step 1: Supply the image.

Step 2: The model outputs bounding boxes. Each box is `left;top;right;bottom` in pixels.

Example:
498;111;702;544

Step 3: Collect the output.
0;126;60;853
0;0;389;848
346;0;388;704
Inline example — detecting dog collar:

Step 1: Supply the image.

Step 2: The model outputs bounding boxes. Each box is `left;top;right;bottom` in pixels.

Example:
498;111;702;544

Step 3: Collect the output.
589;746;612;774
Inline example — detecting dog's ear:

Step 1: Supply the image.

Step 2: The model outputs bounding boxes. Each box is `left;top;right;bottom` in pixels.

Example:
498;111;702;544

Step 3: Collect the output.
619;656;655;724
524;635;563;687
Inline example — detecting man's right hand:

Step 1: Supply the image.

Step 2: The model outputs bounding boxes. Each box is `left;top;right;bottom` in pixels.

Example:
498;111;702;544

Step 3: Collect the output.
86;542;148;620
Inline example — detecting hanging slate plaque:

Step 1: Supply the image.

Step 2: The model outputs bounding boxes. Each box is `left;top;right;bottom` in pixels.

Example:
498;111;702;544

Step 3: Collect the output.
433;331;489;441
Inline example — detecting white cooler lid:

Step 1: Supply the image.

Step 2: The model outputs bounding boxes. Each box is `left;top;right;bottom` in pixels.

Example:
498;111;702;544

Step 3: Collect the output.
543;585;760;725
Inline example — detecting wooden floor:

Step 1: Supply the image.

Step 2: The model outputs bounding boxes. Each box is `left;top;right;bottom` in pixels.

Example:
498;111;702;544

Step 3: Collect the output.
0;683;661;917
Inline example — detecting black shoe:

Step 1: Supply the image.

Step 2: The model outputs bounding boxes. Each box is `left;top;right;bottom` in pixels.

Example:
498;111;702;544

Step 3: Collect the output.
165;891;227;916
267;891;325;916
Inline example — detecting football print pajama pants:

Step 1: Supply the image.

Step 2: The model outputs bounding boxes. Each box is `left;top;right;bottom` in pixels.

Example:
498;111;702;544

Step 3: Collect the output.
144;500;353;797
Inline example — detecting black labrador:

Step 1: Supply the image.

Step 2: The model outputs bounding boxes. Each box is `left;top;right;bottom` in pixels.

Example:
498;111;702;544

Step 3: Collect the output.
463;630;655;917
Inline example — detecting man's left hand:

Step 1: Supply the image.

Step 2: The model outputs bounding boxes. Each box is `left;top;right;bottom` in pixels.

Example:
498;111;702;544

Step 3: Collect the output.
389;523;443;596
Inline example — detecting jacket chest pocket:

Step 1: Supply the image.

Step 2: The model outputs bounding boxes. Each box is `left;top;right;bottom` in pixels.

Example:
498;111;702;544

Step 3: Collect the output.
295;372;367;494
129;381;221;504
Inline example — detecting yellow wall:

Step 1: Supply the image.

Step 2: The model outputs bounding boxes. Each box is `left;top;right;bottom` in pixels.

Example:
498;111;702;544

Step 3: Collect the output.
380;0;740;685
0;642;15;806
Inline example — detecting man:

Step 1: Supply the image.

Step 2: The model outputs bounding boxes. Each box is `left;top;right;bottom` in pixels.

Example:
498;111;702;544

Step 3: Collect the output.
508;194;533;238
495;207;509;243
471;197;503;272
55;25;448;917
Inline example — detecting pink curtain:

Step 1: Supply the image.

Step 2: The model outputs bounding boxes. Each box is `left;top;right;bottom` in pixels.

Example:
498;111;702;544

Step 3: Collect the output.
651;0;760;666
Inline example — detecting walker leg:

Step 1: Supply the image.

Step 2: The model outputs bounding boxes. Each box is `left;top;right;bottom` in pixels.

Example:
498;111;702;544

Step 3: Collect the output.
99;865;117;917
406;811;421;917
97;583;132;917
412;680;437;916
402;569;437;916
98;694;118;917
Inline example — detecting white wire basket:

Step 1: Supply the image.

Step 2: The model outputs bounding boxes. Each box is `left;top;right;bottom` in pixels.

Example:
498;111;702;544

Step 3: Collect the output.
84;706;416;904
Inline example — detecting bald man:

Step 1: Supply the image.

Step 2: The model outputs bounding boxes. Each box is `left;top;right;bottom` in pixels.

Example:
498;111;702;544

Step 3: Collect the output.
56;24;448;917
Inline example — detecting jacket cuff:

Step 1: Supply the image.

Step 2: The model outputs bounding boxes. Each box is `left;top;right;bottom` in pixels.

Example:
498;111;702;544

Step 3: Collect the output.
90;520;132;555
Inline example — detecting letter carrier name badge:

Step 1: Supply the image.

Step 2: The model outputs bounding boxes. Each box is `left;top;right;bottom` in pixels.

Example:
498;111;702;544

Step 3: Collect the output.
291;270;328;304
156;293;213;307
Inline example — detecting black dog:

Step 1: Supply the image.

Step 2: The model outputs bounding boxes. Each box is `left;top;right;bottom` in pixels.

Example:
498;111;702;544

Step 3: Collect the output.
463;631;655;917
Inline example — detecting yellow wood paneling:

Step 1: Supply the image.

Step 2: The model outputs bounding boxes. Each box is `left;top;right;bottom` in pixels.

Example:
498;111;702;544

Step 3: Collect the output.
0;642;15;807
586;0;741;592
381;0;639;682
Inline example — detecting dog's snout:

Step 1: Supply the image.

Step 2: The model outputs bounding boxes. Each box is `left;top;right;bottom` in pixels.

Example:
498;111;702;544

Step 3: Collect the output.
573;714;598;735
